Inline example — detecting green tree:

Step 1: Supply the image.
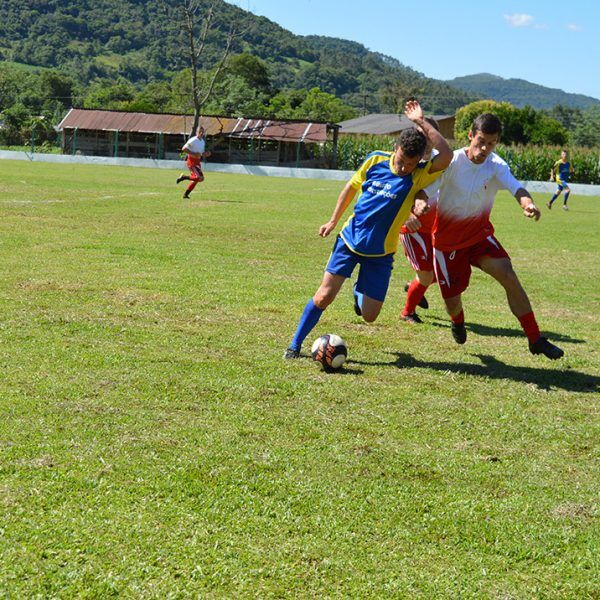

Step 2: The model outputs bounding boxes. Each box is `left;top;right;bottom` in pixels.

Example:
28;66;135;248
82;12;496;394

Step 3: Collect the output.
292;87;357;122
83;80;136;110
455;100;525;144
227;53;272;94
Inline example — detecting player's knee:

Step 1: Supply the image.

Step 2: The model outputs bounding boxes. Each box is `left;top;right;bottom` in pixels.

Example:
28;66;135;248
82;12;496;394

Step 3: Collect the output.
313;288;335;309
361;308;380;323
444;296;461;314
499;265;521;289
417;270;434;287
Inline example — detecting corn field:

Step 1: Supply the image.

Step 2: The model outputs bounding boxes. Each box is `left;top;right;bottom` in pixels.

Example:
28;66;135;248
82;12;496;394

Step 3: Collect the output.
327;138;600;184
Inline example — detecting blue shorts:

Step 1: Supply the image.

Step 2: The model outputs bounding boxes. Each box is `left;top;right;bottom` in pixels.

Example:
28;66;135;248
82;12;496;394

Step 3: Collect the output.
556;178;569;190
325;236;394;302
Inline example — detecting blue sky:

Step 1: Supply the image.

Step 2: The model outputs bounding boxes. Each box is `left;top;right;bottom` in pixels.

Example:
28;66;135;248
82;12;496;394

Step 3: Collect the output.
226;0;600;100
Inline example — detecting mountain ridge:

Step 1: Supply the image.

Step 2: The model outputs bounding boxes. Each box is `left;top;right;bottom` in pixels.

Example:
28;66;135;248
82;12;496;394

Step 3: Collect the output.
445;73;599;110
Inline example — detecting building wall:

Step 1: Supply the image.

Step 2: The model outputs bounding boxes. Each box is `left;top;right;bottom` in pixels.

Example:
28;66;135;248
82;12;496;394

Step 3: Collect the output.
61;128;329;168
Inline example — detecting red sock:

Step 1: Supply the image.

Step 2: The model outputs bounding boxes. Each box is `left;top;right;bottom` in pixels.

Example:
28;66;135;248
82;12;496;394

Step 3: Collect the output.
451;310;464;325
402;280;428;316
518;311;540;343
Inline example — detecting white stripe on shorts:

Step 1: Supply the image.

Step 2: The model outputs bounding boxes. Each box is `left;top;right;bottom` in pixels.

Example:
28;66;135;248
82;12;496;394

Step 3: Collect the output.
434;249;451;288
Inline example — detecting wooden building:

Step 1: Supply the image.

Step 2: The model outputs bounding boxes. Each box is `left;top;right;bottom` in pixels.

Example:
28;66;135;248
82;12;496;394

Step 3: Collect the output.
56;109;340;168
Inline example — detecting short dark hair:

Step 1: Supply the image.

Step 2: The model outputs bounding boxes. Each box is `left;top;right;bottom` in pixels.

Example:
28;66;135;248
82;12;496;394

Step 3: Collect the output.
471;113;502;136
396;128;427;158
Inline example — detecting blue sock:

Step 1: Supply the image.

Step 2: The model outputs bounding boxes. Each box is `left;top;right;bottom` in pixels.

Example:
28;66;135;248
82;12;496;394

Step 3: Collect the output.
549;193;558;205
564;192;570;205
354;282;364;311
289;299;324;351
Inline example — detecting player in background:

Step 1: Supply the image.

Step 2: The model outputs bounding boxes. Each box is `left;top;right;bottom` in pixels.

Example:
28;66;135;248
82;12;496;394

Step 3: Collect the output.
422;113;564;359
547;150;574;211
284;100;452;359
399;117;440;323
176;126;211;199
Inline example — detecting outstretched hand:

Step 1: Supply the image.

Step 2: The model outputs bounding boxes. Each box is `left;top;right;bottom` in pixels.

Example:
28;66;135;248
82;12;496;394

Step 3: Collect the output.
523;204;541;221
404;100;424;123
319;221;336;237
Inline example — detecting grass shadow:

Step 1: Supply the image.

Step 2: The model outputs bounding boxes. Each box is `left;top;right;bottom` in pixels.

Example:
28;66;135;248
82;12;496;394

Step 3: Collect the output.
427;316;584;344
289;353;364;375
349;352;599;393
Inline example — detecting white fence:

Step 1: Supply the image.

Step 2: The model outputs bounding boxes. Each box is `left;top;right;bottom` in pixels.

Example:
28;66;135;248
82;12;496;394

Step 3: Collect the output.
1;150;599;195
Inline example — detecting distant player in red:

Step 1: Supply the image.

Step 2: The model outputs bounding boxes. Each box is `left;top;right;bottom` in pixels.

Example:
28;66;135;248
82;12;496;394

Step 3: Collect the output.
422;113;564;359
399;117;440;323
176;126;211;199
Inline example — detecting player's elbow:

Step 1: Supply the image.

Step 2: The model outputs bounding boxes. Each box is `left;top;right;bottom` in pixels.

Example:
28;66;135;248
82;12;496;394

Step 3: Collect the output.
436;149;453;170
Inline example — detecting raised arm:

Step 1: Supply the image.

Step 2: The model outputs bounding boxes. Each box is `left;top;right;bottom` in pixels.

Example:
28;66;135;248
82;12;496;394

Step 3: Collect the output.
319;181;357;237
404;100;452;173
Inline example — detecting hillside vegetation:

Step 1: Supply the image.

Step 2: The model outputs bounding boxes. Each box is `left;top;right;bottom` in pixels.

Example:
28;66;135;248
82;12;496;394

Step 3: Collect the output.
0;0;473;114
446;73;600;111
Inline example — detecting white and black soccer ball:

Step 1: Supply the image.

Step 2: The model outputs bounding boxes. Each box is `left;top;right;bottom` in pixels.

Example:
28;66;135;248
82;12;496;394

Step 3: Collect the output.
311;334;348;371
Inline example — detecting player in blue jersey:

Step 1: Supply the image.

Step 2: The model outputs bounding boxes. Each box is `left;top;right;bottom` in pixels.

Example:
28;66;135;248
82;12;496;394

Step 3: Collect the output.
547;150;575;211
284;100;452;359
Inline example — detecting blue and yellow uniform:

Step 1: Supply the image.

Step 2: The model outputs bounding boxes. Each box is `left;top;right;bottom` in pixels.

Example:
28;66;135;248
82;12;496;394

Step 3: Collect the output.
553;159;572;188
341;151;442;256
326;151;443;301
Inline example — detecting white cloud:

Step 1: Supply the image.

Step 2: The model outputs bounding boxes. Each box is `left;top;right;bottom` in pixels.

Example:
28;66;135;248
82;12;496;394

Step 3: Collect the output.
567;23;582;32
504;13;535;27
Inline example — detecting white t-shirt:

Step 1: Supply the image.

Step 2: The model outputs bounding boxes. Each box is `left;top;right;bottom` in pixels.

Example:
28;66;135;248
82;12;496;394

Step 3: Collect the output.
183;136;206;156
426;149;521;251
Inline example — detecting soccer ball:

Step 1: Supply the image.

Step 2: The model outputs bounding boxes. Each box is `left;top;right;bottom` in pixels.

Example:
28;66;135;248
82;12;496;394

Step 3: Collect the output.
311;334;348;371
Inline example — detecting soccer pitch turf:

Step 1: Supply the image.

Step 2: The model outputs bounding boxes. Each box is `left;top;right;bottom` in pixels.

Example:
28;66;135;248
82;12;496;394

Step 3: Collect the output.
0;160;598;597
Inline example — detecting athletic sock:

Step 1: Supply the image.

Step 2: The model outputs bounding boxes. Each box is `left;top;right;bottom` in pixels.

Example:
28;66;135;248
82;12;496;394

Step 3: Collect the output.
354;288;364;311
289;299;324;351
518;311;541;344
451;310;464;325
564;191;570;205
402;280;428;316
549;193;558;205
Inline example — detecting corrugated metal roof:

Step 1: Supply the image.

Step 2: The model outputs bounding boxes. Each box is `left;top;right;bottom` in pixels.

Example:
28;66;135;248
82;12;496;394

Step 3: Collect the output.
57;109;329;143
338;113;454;135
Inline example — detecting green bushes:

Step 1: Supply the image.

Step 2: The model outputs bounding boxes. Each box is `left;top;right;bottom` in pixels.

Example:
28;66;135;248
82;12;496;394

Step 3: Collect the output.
329;136;600;184
496;145;600;184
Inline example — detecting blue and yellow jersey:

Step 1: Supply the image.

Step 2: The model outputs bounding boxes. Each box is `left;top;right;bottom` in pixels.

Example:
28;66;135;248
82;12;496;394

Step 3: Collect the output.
553;160;572;183
340;151;443;256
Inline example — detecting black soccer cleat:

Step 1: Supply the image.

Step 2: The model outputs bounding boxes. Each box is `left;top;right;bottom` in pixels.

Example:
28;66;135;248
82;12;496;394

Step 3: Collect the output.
529;336;564;360
353;283;362;317
183;192;191;199
402;312;423;324
546;202;552;210
451;322;467;344
404;282;429;309
176;173;187;184
283;347;300;360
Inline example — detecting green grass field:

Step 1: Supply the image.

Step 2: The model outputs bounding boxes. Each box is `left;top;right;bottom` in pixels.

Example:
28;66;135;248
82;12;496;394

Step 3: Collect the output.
0;160;598;597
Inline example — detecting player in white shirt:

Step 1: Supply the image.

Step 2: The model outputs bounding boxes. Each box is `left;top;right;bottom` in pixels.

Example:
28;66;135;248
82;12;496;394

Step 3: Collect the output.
176;126;211;199
421;113;564;359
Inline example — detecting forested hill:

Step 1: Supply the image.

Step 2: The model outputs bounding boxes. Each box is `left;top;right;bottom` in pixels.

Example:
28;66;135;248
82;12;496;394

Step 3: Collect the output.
0;0;474;114
446;73;600;110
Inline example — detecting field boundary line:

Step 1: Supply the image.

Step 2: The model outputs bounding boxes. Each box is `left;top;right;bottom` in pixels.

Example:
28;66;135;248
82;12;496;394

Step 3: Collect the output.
1;150;599;194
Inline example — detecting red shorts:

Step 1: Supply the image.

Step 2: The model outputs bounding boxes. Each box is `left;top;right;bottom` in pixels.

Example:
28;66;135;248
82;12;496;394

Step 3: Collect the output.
186;156;203;176
400;231;434;272
433;235;510;299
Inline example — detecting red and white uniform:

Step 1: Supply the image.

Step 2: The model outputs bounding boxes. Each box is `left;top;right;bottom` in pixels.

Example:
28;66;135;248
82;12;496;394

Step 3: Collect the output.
183;135;206;181
400;196;437;272
427;149;521;298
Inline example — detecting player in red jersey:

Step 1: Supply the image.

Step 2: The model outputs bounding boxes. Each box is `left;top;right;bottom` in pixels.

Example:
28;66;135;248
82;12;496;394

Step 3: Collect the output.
176;126;211;199
399;117;440;323
421;113;564;359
